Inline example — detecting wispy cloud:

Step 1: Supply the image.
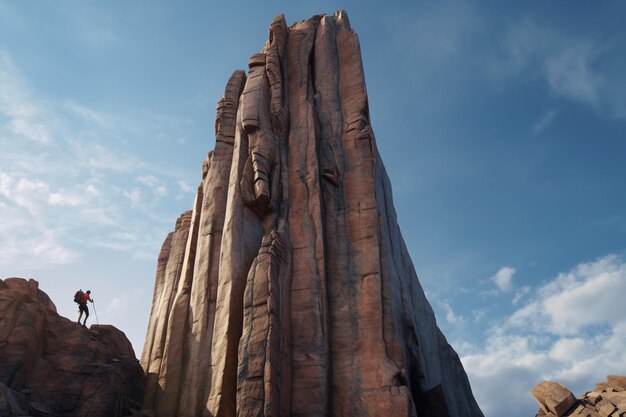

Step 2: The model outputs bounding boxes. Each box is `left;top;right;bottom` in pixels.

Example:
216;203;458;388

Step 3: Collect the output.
138;175;168;199
492;19;626;119
389;1;482;89
472;308;487;323
0;226;77;269
462;254;626;416
0;51;54;144
0;49;195;270
512;285;530;305
48;184;98;207
64;100;112;128
177;180;195;194
441;300;467;326
491;266;516;292
508;255;626;335
98;294;130;323
533;109;556;134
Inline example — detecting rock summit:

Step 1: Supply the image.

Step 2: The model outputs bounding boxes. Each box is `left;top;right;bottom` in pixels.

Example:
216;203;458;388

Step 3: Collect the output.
0;277;143;417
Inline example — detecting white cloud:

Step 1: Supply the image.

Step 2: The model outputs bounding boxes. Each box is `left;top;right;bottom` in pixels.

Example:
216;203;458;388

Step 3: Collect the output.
0;228;76;269
491;266;515;292
472;308;487;322
508;255;626;335
512;285;530;305
71;142;146;173
0;52;55;145
78;207;117;226
177;180;194;194
98;294;130;323
543;41;602;106
85;184;99;196
463;255;626;417
0;48;193;272
138;175;168;198
64;99;110;127
8;118;53;144
441;301;466;326
48;189;88;206
124;188;143;208
548;337;594;363
493;19;626;119
0;171;50;213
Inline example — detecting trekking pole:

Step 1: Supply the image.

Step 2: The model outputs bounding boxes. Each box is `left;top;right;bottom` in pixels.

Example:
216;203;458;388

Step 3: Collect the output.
92;300;100;325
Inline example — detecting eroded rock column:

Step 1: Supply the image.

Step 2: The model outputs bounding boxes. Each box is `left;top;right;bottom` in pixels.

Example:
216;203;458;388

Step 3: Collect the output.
140;11;484;417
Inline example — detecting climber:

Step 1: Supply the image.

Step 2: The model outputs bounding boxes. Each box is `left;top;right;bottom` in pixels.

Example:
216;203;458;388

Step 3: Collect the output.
77;290;93;326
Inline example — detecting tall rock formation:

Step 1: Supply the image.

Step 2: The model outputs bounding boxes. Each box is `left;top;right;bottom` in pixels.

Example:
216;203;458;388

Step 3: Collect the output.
141;11;483;417
0;278;144;417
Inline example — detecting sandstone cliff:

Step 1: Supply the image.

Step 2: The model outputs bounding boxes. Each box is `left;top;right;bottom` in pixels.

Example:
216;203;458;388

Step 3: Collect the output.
0;277;144;417
141;11;483;417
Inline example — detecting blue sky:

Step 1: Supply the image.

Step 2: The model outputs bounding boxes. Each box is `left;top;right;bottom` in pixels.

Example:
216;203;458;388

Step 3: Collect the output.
1;1;625;416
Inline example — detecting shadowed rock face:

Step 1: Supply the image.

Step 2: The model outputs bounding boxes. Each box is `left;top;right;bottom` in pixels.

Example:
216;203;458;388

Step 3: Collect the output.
0;277;144;417
141;11;483;417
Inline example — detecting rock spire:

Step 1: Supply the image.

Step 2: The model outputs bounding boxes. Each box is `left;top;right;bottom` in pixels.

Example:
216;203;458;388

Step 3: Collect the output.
141;11;483;417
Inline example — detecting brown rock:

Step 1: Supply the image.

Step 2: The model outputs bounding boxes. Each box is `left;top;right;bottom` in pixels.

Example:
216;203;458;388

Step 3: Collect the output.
597;383;618;393
608;376;626;391
602;391;626;411
532;381;577;417
0;277;143;417
536;377;626;417
587;392;604;405
570;403;587;416
596;399;617;417
140;11;483;417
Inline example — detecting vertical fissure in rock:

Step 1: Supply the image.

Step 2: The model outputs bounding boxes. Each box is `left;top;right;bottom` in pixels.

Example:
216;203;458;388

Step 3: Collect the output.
141;11;484;417
286;15;332;417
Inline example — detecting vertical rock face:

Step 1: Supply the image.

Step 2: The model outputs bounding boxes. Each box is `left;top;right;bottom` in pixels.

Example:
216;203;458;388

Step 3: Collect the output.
141;11;483;417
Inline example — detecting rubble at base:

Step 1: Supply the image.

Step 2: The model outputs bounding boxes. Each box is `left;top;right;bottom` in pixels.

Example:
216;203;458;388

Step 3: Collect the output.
532;376;626;417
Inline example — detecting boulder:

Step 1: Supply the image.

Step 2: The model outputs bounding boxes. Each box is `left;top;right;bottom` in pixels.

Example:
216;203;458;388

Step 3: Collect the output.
608;376;626;391
586;392;603;406
532;381;577;417
595;399;616;417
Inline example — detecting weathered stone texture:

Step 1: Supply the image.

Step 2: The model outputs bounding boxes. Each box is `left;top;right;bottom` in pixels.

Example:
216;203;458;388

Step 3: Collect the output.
141;11;483;417
0;277;143;417
532;381;577;417
533;376;626;417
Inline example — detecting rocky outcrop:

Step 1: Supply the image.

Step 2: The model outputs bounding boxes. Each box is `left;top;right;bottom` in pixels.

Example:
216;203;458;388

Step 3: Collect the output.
532;376;626;417
0;277;144;417
141;11;483;417
532;382;577;417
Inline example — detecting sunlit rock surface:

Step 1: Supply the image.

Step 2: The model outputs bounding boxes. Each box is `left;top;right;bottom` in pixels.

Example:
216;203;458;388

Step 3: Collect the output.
0;277;144;417
141;11;483;417
532;376;626;417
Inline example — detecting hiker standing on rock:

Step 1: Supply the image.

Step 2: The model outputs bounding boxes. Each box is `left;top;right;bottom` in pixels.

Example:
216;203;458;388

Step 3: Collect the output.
76;290;93;326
